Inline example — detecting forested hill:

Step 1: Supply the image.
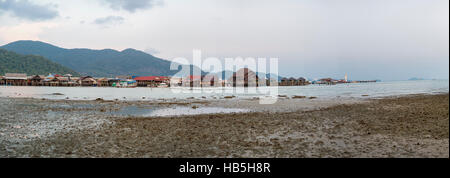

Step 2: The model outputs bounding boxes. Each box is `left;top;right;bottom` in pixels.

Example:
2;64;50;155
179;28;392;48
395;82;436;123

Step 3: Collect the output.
0;49;80;76
1;40;196;77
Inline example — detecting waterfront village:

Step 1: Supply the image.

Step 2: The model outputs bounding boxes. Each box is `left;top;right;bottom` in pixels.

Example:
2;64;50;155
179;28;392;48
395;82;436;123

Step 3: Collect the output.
0;68;376;88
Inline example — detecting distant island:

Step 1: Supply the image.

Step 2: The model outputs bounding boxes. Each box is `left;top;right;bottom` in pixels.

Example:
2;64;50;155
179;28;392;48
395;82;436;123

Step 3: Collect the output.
409;77;426;81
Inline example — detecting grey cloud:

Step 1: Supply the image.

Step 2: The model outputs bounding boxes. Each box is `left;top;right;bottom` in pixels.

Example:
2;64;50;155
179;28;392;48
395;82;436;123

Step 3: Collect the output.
0;0;59;21
102;0;162;13
93;16;124;26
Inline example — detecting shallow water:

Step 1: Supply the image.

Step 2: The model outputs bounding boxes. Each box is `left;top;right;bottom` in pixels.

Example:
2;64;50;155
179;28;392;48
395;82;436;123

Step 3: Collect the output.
0;80;448;101
144;107;251;117
113;106;251;117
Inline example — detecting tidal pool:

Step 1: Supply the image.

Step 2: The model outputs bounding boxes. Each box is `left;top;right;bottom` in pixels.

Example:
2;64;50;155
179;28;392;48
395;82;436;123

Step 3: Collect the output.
114;106;251;117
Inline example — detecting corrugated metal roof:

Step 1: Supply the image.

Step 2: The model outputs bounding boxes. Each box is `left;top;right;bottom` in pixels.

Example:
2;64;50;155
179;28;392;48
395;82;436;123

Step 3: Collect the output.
185;75;202;81
134;76;170;81
4;73;27;80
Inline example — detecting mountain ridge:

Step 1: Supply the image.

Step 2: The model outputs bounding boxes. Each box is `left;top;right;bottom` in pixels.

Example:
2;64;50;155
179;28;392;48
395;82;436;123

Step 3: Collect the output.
0;40;186;77
0;49;80;76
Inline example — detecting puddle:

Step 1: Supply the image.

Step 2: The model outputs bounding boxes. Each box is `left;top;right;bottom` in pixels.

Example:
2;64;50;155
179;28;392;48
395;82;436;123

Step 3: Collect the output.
51;104;96;109
146;107;251;117
112;106;159;116
113;106;251;117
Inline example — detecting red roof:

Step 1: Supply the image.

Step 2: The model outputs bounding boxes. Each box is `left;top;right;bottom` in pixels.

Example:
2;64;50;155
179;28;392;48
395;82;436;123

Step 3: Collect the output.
134;76;169;81
186;75;203;81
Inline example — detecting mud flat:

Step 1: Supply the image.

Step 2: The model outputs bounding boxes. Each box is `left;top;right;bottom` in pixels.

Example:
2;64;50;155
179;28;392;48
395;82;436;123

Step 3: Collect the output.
0;93;448;158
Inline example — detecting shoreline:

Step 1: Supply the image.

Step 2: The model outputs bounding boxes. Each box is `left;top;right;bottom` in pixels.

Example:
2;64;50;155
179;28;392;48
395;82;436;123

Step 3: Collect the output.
1;79;448;102
0;93;448;158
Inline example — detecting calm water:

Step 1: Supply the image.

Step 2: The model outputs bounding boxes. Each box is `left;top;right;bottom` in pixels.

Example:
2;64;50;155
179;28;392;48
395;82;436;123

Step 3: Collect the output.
0;80;448;101
113;106;251;117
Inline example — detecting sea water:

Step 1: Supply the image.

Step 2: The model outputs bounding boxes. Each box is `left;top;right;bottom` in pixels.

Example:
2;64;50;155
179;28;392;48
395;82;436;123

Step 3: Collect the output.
0;80;448;101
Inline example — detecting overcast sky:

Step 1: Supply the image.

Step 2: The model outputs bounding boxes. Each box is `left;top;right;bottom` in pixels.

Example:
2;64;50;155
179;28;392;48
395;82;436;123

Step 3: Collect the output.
0;0;448;80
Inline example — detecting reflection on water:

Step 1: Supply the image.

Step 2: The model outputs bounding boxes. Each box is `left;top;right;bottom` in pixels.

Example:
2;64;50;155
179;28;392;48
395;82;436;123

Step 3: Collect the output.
0;80;448;101
113;105;159;116
145;107;251;117
113;106;251;117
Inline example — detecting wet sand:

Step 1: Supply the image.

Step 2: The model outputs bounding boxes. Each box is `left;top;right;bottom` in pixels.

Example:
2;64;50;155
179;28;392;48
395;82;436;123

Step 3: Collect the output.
0;93;448;158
